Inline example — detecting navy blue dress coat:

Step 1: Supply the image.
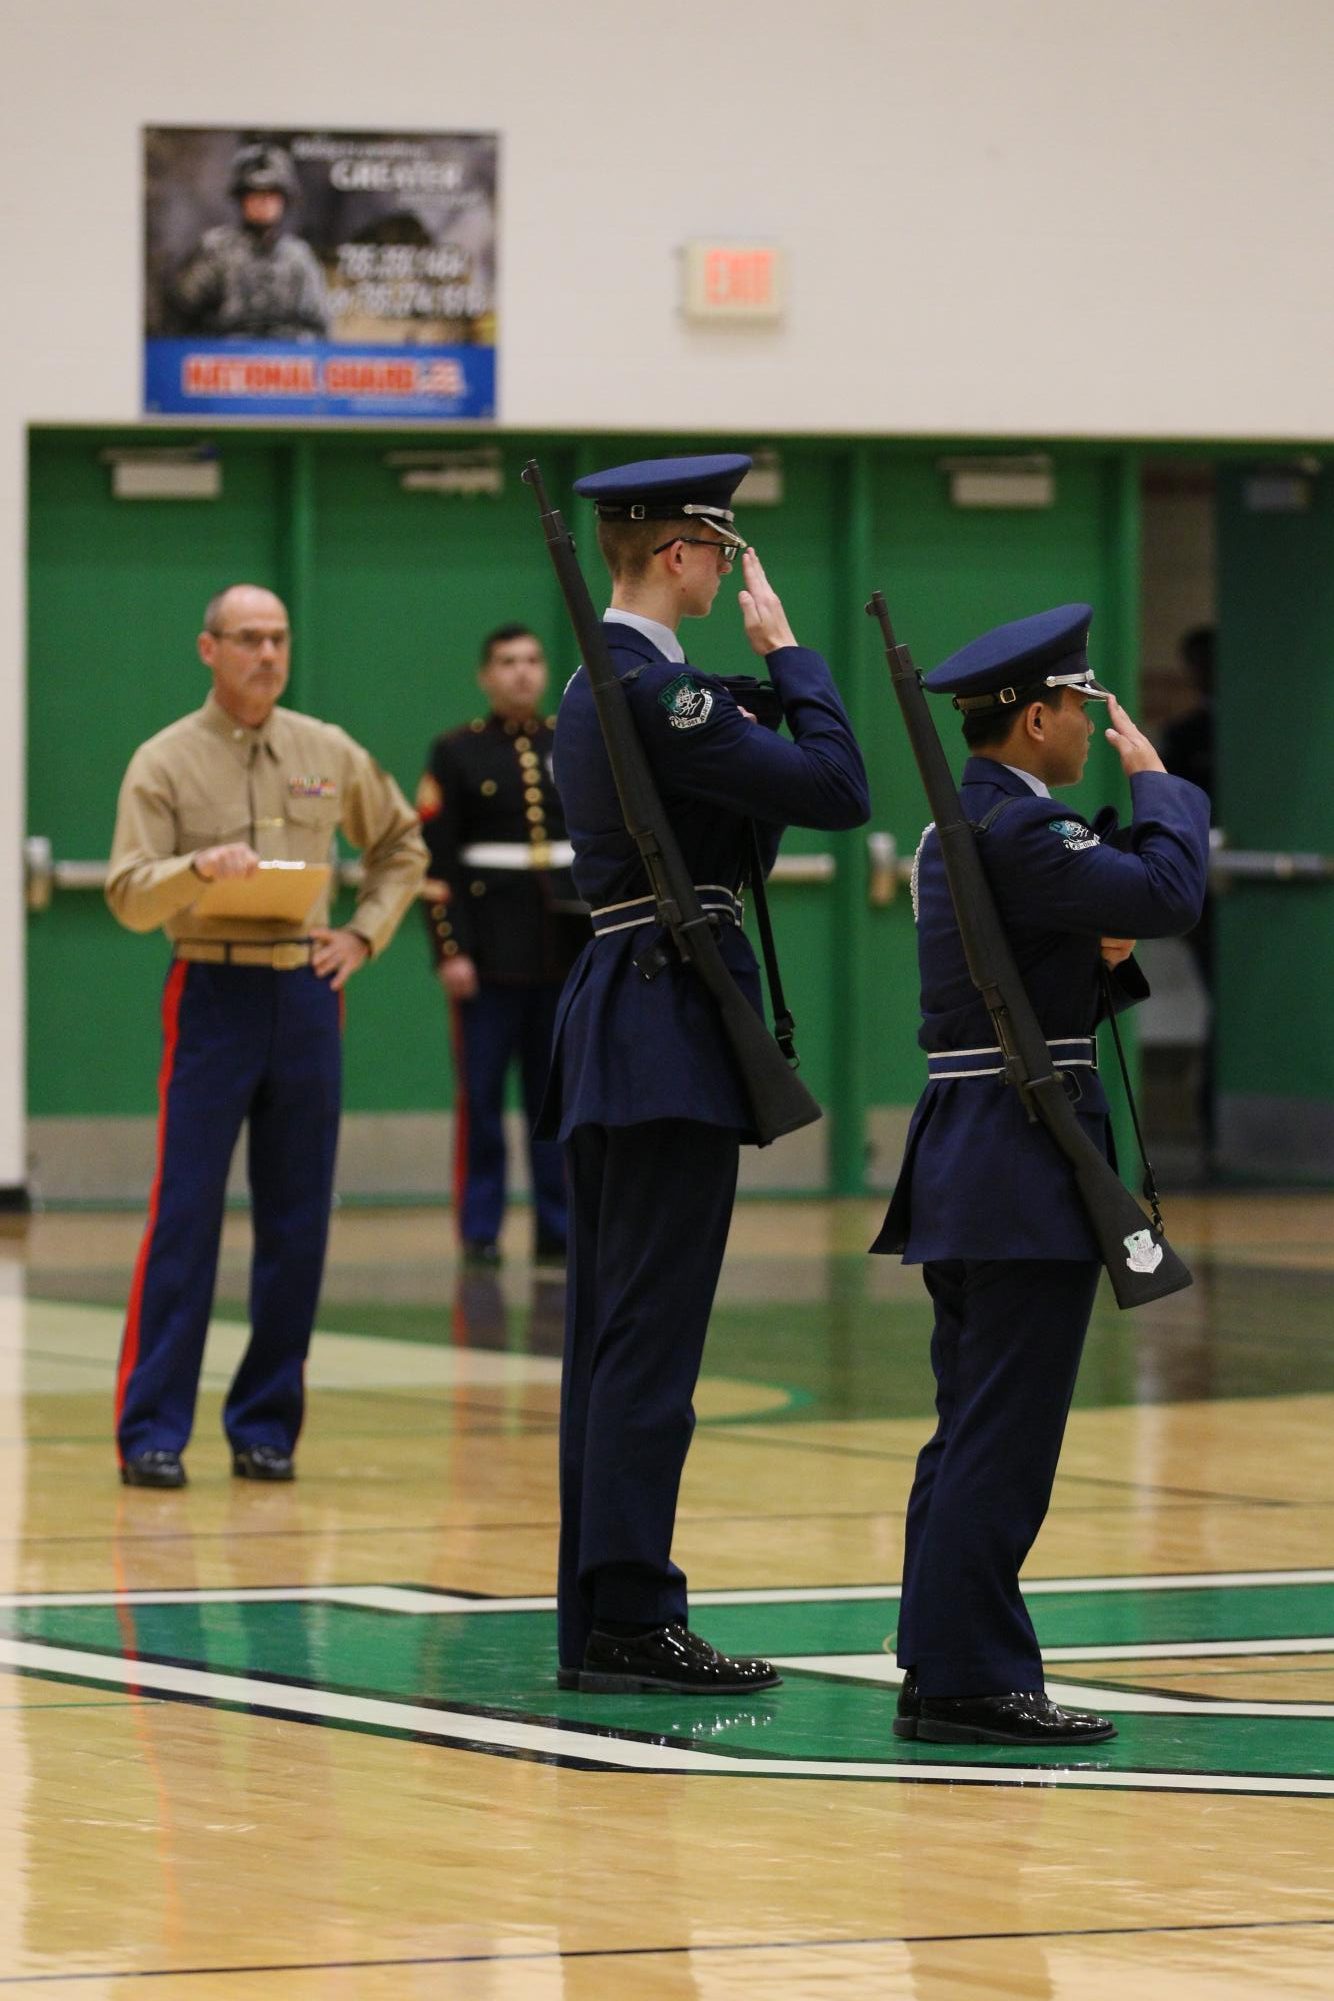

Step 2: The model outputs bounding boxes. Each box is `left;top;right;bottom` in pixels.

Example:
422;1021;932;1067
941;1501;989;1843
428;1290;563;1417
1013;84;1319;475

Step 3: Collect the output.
541;621;870;1141
419;713;587;985
874;759;1211;1262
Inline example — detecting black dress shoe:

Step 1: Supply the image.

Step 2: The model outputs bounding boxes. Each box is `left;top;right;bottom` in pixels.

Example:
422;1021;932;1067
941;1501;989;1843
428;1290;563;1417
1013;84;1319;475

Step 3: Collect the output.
893;1669;920;1740
915;1689;1116;1745
120;1450;186;1489
557;1623;782;1695
533;1235;566;1267
462;1239;501;1268
231;1444;295;1482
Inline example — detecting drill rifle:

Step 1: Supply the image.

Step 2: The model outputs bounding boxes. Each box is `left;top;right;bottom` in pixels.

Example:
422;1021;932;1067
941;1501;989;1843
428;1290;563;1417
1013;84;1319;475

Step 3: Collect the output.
866;590;1191;1308
523;458;820;1146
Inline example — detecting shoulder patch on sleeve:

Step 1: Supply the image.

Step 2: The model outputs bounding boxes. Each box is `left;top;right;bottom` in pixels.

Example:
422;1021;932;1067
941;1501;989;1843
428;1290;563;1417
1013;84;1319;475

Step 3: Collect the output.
658;672;714;731
1047;816;1100;851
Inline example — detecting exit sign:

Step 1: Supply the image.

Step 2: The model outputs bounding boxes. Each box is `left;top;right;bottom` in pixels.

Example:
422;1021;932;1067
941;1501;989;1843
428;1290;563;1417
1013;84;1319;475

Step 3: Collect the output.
683;242;784;323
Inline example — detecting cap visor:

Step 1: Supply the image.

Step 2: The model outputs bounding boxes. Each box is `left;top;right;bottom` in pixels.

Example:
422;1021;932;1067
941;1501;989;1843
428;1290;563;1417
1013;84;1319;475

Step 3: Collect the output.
1045;669;1113;701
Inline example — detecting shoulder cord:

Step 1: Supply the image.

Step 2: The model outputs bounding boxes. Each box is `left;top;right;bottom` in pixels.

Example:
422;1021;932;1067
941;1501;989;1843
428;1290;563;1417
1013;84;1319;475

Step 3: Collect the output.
912;796;1011;922
909;821;935;922
746;822;799;1066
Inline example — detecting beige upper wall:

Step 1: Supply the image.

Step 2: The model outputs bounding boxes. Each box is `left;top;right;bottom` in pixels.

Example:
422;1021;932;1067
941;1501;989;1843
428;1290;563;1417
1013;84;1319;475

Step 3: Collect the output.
1;0;1332;1185
5;0;1334;439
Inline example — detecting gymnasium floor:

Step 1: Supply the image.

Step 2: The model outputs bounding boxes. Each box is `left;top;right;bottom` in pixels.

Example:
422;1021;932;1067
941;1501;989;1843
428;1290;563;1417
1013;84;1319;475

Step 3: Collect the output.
1;1193;1331;1997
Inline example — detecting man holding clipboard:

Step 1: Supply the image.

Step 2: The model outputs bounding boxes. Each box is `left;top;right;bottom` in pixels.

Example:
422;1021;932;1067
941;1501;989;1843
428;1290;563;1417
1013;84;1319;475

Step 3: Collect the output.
106;584;426;1488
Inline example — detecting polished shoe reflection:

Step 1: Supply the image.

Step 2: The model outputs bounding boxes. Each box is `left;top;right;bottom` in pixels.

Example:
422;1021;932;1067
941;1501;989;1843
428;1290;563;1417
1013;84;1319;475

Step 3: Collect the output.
915;1688;1117;1745
559;1622;783;1695
641;1705;779;1746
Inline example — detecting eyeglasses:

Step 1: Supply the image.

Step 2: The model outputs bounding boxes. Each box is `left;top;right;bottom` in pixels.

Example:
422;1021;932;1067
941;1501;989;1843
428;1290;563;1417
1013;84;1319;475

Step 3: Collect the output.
651;536;741;565
210;628;291;650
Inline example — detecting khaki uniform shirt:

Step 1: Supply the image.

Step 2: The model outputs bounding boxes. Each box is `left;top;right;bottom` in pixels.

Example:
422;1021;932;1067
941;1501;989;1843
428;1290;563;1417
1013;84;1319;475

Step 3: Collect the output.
106;692;427;955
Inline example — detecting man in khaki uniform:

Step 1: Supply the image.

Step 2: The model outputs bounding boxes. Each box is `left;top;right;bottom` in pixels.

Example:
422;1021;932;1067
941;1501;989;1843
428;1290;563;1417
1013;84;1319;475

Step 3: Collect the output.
107;583;426;1488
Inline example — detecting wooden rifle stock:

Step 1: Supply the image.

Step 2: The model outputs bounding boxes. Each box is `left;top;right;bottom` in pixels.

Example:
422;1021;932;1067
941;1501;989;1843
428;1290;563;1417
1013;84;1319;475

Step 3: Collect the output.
865;591;1191;1309
522;458;820;1146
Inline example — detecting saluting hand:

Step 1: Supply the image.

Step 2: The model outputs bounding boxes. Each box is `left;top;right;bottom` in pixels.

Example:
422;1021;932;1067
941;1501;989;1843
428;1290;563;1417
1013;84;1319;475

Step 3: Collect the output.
737;550;798;657
1105;696;1166;779
310;926;371;991
194;842;260;880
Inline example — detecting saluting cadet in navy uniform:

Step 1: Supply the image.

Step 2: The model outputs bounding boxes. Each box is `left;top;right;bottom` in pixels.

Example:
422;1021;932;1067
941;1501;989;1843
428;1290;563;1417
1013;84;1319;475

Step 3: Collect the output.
873;605;1210;1745
106;585;427;1489
418;625;588;1265
543;455;870;1693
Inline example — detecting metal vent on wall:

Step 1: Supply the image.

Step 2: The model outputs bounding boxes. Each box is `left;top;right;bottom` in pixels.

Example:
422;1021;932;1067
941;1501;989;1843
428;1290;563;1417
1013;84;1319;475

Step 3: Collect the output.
939;454;1054;510
384;448;504;496
101;445;221;501
734;450;783;506
1241;458;1321;514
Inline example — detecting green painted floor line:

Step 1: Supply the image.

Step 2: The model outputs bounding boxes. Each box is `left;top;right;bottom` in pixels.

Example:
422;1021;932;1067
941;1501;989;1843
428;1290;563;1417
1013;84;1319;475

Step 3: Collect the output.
0;1698;144;1711
14;1582;1329;1658
3;1637;1333;1796
2;1580;1333;1787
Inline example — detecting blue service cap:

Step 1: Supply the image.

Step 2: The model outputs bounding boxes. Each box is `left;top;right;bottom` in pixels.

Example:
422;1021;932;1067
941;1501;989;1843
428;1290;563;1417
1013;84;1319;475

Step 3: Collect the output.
923;604;1111;713
573;453;752;543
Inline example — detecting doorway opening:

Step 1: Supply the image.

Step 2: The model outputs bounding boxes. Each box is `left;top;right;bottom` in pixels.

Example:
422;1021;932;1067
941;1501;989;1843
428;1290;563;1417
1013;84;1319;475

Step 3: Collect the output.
1137;461;1217;1185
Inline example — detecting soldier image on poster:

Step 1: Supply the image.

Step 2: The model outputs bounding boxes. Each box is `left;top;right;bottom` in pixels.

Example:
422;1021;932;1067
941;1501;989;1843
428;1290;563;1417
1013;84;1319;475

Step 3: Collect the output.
169;143;330;341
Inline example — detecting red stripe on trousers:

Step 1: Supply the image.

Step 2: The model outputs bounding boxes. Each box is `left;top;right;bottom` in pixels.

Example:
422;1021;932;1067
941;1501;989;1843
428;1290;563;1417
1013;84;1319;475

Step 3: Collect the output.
114;960;189;1452
448;997;470;1237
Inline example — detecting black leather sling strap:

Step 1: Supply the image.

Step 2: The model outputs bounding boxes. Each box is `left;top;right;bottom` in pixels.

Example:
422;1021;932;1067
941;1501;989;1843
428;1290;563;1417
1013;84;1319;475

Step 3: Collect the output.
1098;964;1167;1234
746;822;799;1066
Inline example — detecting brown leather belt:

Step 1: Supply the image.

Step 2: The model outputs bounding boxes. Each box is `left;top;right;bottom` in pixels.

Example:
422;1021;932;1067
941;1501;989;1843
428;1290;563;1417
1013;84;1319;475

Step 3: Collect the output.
174;939;313;970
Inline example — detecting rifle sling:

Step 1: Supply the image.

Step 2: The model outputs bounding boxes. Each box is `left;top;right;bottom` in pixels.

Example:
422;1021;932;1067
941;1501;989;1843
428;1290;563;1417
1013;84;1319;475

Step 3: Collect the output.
1098;963;1166;1231
747;823;799;1066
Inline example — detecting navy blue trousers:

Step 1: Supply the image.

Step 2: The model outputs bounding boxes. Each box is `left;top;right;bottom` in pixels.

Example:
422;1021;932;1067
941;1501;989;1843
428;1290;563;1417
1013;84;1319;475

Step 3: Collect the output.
451;981;566;1248
558;1120;739;1669
115;961;342;1463
897;1257;1101;1697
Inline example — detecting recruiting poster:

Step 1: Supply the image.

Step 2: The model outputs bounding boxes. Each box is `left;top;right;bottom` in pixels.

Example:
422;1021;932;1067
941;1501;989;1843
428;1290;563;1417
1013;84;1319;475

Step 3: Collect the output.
143;128;497;421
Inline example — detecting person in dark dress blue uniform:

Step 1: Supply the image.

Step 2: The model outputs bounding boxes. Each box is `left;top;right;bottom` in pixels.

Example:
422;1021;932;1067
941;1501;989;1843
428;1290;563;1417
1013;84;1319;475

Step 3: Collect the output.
418;626;588;1264
542;455;870;1693
872;604;1210;1745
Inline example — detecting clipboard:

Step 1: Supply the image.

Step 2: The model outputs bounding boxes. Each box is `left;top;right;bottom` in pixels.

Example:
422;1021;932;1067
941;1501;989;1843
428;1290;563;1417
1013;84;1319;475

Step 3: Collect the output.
190;860;332;923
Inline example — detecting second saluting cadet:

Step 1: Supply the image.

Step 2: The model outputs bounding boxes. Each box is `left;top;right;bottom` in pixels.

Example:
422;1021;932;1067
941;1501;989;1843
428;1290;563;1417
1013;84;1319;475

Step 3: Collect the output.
873;604;1211;1745
418;626;587;1265
542;455;869;1693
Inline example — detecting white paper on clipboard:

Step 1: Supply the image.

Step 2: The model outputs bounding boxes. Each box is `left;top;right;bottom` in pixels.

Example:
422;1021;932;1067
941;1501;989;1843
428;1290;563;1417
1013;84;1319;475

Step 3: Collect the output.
190;860;332;923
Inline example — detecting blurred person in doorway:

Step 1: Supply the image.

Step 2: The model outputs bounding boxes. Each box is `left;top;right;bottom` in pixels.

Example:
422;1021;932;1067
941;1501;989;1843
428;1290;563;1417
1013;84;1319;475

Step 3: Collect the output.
418;625;587;1267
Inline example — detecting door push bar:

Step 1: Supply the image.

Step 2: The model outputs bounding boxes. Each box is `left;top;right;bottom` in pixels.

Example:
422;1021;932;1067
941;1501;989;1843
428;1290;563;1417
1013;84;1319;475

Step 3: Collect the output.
861;829;1334;909
23;836;840;913
25;832;1331;915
